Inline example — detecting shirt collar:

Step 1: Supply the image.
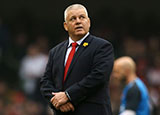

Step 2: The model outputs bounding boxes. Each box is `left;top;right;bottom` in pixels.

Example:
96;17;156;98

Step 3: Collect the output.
68;32;89;47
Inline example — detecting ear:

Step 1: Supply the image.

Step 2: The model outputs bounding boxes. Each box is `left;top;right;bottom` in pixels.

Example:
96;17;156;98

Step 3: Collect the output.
63;22;68;31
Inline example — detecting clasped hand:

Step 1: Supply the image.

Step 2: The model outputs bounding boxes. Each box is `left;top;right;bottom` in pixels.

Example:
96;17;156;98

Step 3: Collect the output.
50;92;75;112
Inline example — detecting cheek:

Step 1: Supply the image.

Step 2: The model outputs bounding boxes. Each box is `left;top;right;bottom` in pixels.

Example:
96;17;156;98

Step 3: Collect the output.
83;20;90;27
115;71;124;80
113;71;120;79
86;21;90;27
83;24;90;31
68;25;74;31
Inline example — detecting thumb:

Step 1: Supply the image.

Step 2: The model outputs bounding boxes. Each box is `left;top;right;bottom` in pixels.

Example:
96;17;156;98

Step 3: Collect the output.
52;92;55;95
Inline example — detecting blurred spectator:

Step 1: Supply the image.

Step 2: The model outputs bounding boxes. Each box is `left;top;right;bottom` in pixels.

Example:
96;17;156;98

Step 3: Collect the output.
109;35;160;115
149;86;160;115
19;43;48;114
112;56;150;115
19;43;48;100
146;54;160;86
145;54;160;115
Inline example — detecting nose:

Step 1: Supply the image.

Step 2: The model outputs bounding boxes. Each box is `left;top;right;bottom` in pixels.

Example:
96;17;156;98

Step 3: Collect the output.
75;18;81;24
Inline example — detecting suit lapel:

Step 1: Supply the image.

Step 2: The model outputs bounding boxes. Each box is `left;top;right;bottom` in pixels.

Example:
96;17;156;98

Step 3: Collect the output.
59;40;68;87
64;34;93;82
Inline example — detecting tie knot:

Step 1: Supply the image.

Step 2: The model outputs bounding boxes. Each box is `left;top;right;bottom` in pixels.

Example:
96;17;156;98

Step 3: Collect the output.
72;42;78;47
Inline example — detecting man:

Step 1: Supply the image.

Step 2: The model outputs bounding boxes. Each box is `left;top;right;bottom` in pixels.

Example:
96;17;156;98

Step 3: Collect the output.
40;4;114;115
112;56;150;115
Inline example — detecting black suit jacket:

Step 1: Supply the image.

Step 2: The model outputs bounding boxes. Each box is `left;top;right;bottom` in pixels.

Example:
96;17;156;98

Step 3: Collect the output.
40;34;114;115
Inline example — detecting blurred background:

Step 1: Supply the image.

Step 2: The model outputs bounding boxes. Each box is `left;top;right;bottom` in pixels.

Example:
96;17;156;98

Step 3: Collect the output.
0;0;160;115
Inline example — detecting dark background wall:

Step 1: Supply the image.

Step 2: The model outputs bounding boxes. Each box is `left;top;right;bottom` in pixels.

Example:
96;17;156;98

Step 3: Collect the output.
1;0;160;43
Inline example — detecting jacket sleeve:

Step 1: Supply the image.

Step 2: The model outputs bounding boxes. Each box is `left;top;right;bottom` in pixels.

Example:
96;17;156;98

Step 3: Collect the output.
40;50;59;109
65;42;114;105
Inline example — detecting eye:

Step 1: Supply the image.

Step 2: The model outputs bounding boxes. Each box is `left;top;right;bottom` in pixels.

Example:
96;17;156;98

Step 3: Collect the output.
79;15;85;19
70;17;76;21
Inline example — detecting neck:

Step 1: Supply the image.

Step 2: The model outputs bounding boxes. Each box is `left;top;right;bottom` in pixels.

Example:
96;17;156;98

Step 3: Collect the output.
70;36;84;42
126;73;137;84
71;37;81;42
69;33;88;42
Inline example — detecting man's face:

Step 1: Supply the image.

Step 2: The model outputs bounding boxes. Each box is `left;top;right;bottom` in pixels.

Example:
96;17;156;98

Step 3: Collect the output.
64;8;90;39
112;63;126;81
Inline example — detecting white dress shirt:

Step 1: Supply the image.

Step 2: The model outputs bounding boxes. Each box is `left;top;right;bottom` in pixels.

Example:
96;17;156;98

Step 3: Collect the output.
64;32;89;65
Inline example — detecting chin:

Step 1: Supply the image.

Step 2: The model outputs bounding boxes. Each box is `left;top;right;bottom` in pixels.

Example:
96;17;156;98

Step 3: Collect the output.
75;31;86;36
74;34;85;38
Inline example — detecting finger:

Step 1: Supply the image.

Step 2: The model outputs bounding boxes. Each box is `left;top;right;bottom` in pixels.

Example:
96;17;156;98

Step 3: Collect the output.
60;105;68;112
55;103;59;108
65;104;71;112
55;104;60;110
50;97;54;103
56;100;64;107
60;106;65;112
54;102;58;107
56;99;65;108
51;96;58;104
54;104;59;110
52;92;60;95
51;98;57;105
68;103;75;111
55;101;60;108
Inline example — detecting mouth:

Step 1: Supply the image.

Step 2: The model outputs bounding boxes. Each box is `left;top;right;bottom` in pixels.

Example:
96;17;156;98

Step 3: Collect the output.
75;26;83;30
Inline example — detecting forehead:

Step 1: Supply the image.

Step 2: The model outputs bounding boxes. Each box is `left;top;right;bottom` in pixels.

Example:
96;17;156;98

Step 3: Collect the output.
67;8;87;17
114;62;122;70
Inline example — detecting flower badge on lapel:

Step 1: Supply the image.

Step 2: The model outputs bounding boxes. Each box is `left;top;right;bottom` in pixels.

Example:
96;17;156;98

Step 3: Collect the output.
83;42;88;47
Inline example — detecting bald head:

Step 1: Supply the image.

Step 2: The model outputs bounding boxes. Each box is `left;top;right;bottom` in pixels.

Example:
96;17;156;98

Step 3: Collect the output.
113;56;136;82
64;4;88;22
115;56;136;73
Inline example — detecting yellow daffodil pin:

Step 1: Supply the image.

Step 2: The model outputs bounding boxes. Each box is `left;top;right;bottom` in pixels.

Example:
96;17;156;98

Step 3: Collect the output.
83;42;88;47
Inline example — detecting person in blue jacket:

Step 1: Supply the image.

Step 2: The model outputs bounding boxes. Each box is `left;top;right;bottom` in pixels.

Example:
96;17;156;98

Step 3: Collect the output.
112;56;150;115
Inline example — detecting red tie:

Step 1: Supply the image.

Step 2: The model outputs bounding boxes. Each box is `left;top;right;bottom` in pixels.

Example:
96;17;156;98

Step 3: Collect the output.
63;42;78;82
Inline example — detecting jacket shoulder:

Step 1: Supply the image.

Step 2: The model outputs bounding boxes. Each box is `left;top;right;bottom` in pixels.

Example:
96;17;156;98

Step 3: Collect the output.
90;35;112;46
50;40;67;53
